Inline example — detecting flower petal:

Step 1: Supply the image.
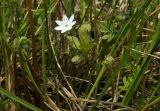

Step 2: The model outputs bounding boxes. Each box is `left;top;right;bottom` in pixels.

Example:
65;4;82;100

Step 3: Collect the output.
63;15;68;22
54;26;64;30
61;28;68;33
55;20;64;26
68;14;74;24
70;21;76;26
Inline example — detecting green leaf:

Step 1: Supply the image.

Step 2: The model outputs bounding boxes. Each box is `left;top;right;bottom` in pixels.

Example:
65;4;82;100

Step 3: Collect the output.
78;23;95;55
80;0;86;19
67;36;80;49
71;55;84;63
100;21;116;33
79;42;95;56
101;34;114;42
114;14;126;21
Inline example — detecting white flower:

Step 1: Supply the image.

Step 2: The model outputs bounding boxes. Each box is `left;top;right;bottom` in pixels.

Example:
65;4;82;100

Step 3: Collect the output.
54;14;76;33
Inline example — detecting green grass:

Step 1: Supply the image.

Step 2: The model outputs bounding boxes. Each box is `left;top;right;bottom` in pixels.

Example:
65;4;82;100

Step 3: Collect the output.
0;0;160;111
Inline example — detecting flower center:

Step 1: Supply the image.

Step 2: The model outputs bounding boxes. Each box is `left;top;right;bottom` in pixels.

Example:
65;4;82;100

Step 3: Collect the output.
65;23;69;27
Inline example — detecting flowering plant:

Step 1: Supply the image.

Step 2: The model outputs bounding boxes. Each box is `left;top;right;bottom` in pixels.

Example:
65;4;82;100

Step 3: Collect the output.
54;14;76;33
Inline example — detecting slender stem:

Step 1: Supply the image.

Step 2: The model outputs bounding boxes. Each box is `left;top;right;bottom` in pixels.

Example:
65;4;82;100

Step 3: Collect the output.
27;0;40;84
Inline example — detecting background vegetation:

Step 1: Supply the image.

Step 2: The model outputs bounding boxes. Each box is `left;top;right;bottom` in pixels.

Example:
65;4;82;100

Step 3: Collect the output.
0;0;160;111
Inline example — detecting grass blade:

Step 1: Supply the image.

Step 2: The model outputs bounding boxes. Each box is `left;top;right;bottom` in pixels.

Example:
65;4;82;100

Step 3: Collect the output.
0;87;42;111
122;20;160;105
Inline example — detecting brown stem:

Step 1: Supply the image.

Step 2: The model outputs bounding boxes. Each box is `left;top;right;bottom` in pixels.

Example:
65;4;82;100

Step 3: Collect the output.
26;0;42;108
27;0;39;83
